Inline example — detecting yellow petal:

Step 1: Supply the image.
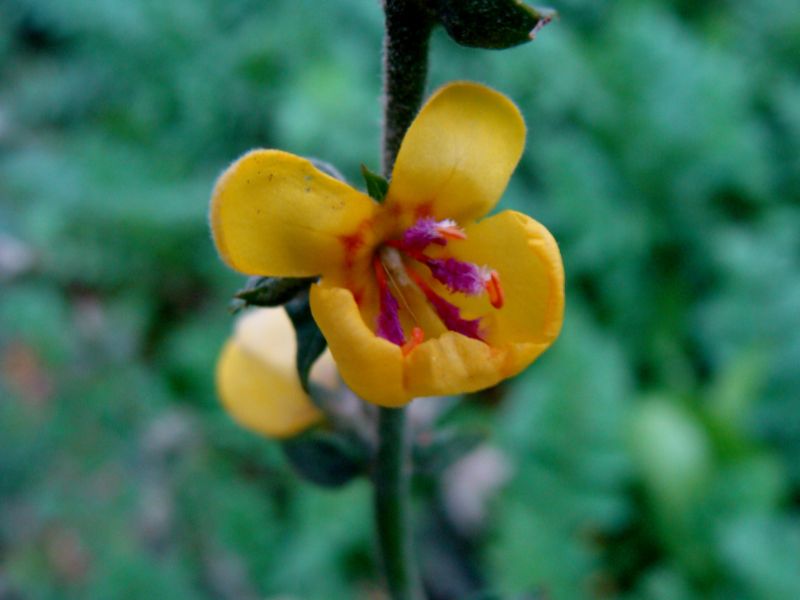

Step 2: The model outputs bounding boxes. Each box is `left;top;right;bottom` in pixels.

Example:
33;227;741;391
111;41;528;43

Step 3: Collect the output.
211;149;378;277
446;210;564;347
216;308;330;438
387;82;525;225
310;282;408;407
405;332;547;399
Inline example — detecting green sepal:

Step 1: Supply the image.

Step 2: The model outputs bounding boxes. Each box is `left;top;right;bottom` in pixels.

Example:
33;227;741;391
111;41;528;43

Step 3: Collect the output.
431;0;556;49
414;428;487;477
231;276;315;314
282;429;370;488
284;291;327;393
360;163;389;202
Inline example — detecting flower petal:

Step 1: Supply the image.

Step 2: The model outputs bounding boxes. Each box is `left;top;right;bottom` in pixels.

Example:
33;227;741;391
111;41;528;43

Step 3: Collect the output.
446;210;564;347
405;332;547;398
387;82;525;224
211;149;378;277
216;309;329;438
310;282;408;407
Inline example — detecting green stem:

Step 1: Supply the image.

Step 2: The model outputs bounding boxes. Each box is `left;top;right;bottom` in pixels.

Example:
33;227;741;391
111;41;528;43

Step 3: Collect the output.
381;0;434;174
375;407;423;599
375;3;432;598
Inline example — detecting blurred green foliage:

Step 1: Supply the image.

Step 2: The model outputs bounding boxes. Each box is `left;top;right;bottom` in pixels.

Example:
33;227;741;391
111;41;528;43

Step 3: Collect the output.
1;0;799;598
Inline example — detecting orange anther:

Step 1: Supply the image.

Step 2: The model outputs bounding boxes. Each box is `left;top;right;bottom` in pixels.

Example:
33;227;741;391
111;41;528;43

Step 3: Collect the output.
485;270;504;309
402;327;425;356
437;225;467;241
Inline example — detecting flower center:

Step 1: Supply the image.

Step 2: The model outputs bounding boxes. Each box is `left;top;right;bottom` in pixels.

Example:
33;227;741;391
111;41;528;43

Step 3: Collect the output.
372;217;504;354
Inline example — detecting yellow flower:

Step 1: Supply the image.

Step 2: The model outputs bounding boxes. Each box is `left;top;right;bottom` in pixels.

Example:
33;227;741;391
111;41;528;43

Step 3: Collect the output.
216;307;336;438
211;82;564;407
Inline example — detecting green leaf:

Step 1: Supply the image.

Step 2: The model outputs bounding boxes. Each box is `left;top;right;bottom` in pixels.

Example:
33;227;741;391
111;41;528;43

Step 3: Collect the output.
232;276;315;312
282;429;369;487
628;397;713;516
284;292;327;393
430;0;556;49
360;163;389;202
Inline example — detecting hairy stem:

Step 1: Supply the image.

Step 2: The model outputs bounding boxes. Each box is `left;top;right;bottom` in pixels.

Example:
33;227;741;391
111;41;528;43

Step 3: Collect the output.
374;407;423;599
381;0;434;174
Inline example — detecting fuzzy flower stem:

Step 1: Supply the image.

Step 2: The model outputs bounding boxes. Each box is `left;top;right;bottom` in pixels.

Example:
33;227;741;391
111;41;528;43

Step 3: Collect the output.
382;0;434;174
375;1;431;599
375;407;422;600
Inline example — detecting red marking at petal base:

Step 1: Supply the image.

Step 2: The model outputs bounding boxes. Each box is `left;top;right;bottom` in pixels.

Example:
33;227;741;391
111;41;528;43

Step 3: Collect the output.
339;233;363;268
414;202;434;220
339;220;372;269
384;239;406;251
373;256;388;289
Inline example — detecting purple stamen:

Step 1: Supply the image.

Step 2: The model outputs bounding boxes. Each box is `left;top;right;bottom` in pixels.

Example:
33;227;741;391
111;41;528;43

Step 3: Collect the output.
376;285;406;345
406;267;483;341
401;217;460;250
374;258;406;346
425;292;483;341
422;257;489;296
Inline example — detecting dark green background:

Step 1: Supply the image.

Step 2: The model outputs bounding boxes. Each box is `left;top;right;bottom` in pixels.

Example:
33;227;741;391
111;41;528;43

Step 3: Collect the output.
1;0;799;598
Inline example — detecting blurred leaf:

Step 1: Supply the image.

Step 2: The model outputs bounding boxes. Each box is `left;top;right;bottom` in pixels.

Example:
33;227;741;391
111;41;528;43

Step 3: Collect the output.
629;397;713;516
282;430;369;488
488;310;634;597
718;516;800;598
710;454;786;516
233;275;315;311
284;292;327;394
705;351;767;453
431;0;556;49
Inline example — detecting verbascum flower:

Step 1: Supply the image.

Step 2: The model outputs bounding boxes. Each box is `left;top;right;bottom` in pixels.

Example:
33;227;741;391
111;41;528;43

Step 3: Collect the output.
211;82;564;407
217;308;335;438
